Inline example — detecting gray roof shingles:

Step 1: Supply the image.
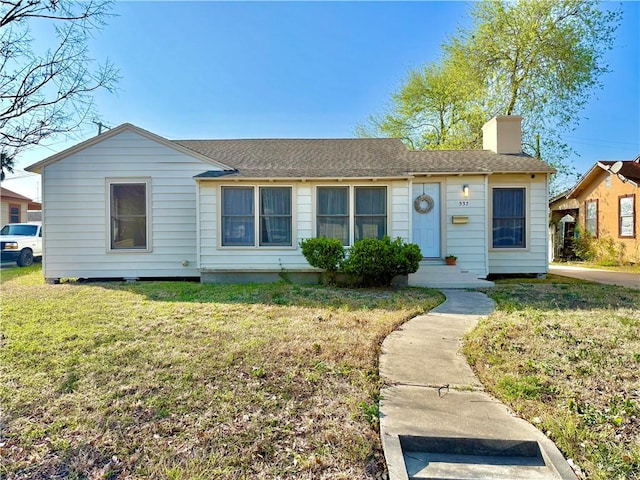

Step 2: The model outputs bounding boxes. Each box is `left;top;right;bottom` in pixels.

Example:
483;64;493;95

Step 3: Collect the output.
174;138;555;179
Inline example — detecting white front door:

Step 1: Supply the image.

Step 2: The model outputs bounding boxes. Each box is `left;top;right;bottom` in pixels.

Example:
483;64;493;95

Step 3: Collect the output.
412;183;441;258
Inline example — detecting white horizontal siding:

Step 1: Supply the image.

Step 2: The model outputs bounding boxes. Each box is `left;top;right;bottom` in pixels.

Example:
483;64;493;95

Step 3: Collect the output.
41;130;218;279
488;175;549;274
442;176;488;276
390;181;410;241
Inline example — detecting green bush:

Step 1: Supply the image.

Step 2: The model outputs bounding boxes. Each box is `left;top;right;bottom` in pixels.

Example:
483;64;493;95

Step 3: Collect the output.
299;237;345;285
343;236;422;287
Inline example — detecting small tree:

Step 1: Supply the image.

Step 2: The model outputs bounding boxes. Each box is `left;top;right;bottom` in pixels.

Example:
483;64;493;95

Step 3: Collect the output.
343;236;422;287
0;0;119;178
299;237;345;285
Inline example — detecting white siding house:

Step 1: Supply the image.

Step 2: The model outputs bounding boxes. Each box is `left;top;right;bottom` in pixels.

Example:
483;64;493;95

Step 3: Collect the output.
27;116;555;285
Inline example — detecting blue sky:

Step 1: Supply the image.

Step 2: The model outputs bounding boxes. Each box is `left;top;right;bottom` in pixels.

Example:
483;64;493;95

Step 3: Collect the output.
4;1;639;201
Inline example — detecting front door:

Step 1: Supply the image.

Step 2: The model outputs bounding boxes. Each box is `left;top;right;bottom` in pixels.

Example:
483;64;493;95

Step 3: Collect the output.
412;183;440;258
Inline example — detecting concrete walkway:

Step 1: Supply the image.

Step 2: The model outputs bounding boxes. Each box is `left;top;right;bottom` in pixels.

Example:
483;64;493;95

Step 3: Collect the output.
549;264;639;289
379;290;578;480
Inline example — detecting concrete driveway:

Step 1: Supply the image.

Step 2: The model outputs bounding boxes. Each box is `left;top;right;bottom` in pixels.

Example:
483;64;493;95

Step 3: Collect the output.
549;265;639;289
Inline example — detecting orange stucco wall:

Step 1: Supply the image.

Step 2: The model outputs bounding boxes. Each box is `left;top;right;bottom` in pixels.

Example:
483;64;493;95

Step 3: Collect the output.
574;170;638;262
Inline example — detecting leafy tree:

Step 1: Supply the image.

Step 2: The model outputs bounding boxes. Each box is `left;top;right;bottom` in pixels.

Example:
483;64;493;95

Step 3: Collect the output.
0;0;118;178
359;0;621;193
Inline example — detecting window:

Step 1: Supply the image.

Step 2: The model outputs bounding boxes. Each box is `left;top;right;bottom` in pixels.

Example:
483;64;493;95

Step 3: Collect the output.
222;187;254;246
355;187;387;241
9;204;20;223
260;187;292;246
585;200;598;237
317;187;349;245
110;182;149;250
316;186;387;246
221;186;292;247
619;194;635;238
492;188;526;248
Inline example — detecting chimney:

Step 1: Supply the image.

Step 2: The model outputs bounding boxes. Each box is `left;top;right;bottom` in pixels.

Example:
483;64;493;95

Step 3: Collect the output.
482;116;522;154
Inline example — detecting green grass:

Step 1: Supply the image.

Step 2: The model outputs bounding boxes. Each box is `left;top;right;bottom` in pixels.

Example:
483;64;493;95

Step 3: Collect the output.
464;278;640;480
0;265;443;479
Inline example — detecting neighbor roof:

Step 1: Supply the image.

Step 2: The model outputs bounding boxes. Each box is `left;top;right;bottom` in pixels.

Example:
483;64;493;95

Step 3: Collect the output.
567;158;640;198
176;138;555;179
1;187;32;201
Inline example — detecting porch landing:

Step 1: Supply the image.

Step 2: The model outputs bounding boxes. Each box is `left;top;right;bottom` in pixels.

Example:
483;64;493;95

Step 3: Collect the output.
409;260;495;289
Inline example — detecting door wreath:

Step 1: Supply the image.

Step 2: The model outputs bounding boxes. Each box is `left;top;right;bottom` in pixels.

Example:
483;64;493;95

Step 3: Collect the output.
414;194;434;214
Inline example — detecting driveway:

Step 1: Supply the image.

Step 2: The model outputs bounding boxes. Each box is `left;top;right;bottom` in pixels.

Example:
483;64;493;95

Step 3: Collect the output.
549;265;639;289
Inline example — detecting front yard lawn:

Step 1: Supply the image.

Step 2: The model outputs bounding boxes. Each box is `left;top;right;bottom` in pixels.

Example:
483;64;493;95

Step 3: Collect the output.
464;278;640;480
0;266;442;479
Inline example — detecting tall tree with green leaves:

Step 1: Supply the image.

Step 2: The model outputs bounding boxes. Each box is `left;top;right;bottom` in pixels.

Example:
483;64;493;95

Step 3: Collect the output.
359;0;621;192
0;0;118;179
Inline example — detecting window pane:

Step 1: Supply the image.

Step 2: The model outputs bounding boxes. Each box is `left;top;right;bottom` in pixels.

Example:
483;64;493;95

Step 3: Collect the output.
260;187;292;246
317;187;348;215
317;217;349;245
9;205;20;223
492;188;525;248
620;197;633;216
586;201;597;236
355;187;386;215
111;183;147;249
620;217;634;237
222;217;255;245
222;187;253;215
222;187;255;246
355;216;386;240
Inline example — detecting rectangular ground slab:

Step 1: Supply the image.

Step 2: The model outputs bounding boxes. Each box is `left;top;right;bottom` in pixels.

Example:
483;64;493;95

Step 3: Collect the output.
400;436;561;480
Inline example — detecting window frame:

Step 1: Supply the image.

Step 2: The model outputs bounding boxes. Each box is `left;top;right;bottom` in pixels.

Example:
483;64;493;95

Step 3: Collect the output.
314;184;389;246
490;186;528;250
618;194;636;239
106;178;152;253
219;185;294;249
9;203;21;223
585;199;598;238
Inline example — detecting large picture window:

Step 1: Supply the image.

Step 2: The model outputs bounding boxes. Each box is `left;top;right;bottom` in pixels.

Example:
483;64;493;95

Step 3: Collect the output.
585;200;598;237
221;186;292;247
492;188;526;248
316;186;387;246
619;195;635;238
110;182;148;250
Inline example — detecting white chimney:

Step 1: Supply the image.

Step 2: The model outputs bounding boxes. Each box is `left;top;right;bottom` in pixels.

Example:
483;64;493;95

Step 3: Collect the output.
482;116;522;154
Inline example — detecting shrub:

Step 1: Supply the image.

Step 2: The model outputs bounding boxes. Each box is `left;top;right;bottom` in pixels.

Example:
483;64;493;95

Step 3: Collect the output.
343;236;422;287
299;237;345;285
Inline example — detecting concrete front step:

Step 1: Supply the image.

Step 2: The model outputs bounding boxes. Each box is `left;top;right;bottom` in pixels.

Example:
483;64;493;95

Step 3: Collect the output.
409;262;494;289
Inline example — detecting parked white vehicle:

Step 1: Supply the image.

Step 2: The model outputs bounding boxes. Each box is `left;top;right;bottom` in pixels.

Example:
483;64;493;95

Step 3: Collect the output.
0;223;43;267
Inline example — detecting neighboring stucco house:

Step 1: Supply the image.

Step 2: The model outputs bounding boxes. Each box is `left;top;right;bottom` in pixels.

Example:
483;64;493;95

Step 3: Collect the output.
26;115;555;284
0;187;41;226
549;191;580;261
561;157;639;263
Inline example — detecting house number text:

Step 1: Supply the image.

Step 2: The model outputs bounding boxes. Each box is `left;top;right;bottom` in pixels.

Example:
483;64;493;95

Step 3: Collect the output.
459;201;469;207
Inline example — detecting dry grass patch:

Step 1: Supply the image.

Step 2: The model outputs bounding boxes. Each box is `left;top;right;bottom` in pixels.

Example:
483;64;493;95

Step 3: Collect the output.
0;267;442;479
464;279;640;480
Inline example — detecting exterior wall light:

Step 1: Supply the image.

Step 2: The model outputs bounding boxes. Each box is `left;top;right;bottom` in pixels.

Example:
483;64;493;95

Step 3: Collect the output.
462;184;469;197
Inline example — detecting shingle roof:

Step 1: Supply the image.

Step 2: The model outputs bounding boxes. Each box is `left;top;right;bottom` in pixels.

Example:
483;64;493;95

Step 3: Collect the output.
174;138;555;178
599;160;640;184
